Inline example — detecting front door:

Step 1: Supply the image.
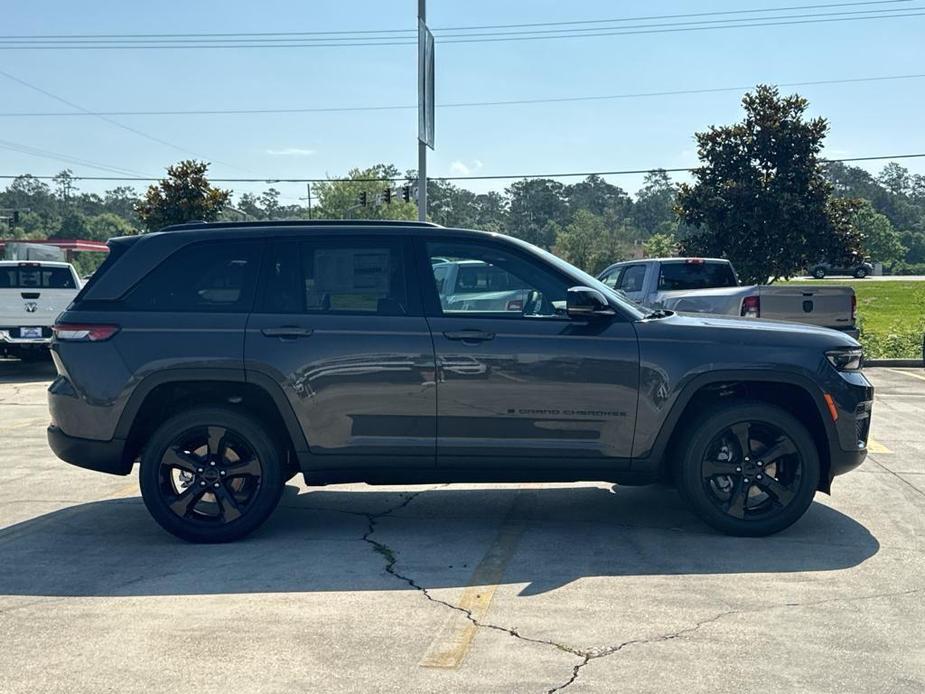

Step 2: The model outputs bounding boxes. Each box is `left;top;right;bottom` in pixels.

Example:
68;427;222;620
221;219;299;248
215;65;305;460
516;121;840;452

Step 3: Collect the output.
418;237;639;469
245;235;436;466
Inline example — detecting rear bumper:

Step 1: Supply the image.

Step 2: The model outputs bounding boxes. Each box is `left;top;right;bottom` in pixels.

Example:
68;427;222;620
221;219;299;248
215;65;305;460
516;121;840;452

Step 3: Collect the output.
47;425;132;476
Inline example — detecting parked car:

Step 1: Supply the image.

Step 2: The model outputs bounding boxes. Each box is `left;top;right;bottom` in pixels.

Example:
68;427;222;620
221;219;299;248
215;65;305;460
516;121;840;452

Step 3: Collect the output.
598;257;858;338
48;221;872;542
432;258;533;312
809;260;874;279
0;260;81;361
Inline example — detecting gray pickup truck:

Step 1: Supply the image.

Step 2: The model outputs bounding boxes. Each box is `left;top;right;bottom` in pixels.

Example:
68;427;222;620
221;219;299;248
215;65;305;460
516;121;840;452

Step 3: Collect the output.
598;258;857;338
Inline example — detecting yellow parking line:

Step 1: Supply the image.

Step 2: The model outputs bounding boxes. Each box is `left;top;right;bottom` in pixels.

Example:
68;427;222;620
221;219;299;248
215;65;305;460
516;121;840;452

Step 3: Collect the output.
886;368;925;383
419;490;533;669
867;437;892;454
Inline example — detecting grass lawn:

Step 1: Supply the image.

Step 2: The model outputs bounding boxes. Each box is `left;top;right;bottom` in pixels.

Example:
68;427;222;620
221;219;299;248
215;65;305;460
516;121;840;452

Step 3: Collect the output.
784;279;925;358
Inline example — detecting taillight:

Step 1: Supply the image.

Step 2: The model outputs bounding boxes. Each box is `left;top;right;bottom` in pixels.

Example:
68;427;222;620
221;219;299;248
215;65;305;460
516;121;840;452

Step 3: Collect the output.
851;293;857;323
53;323;120;342
741;295;760;318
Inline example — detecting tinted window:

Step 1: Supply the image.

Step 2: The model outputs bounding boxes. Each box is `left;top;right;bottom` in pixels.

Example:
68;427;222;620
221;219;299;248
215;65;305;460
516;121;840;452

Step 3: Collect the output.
0;265;76;289
124;240;261;312
261;238;408;316
599;268;622;289
618;265;647;292
658;262;737;290
427;241;567;317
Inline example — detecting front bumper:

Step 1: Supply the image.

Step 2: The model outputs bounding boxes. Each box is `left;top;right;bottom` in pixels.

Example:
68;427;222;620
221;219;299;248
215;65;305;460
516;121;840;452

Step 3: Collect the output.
47;425;132;476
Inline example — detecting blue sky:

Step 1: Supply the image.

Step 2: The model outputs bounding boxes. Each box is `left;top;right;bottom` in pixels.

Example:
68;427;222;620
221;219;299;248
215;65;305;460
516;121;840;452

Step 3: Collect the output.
2;0;924;205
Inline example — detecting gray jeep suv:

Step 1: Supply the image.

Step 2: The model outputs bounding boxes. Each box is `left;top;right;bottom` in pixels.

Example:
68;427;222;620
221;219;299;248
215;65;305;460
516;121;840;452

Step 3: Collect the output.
47;221;873;542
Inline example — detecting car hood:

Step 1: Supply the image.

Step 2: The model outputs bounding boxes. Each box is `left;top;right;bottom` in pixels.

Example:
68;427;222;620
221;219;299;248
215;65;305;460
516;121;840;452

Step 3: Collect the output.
642;311;859;348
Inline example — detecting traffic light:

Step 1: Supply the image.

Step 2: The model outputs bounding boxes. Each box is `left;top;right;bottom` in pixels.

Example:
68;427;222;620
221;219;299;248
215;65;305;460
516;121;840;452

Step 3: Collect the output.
358;191;368;207
401;185;411;203
383;188;392;204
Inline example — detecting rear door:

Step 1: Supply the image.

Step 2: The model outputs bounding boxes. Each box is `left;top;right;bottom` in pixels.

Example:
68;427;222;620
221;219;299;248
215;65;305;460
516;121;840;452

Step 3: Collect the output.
244;234;436;465
612;263;648;304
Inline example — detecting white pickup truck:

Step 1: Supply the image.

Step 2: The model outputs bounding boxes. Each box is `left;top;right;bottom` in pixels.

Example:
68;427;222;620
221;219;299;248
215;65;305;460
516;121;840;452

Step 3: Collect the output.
598;257;858;338
0;261;81;360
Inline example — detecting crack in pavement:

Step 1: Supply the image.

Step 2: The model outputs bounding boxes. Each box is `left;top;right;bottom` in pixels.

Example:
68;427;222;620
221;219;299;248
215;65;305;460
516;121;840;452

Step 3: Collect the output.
360;493;924;694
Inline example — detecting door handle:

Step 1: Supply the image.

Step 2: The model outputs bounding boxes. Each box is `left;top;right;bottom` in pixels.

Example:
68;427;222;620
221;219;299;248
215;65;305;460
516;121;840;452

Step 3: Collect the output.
261;327;313;338
443;329;495;342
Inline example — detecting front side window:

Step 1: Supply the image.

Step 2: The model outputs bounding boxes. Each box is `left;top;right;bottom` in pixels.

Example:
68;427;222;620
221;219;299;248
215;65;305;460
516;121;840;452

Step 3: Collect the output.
426;241;567;318
599;268;623;289
260;238;408;316
124;240;261;312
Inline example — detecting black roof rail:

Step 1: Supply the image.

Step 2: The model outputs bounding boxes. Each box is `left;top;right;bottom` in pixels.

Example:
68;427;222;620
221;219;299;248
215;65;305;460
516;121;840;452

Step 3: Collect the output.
158;219;443;232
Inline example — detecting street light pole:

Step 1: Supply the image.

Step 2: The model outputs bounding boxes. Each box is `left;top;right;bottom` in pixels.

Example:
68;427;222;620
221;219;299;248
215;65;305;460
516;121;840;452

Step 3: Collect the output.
417;0;427;222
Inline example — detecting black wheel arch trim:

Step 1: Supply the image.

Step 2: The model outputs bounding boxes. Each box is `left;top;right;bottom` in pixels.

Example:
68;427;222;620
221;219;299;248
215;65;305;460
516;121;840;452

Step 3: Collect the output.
113;367;309;454
639;368;838;473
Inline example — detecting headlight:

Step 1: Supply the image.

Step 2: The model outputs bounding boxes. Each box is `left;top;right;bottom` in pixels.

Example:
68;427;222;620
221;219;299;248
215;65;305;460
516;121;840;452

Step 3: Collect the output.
826;348;863;371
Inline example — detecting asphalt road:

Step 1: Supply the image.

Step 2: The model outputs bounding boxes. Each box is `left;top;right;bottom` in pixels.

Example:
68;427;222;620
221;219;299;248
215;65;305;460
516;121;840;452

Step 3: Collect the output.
0;361;922;693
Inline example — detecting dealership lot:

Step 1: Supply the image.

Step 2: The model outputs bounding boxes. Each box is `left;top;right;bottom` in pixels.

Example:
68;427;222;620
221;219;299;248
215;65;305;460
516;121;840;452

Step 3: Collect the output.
0;361;922;693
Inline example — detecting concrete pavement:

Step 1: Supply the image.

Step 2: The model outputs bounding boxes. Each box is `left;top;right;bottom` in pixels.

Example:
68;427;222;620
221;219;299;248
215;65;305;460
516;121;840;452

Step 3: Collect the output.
0;360;922;693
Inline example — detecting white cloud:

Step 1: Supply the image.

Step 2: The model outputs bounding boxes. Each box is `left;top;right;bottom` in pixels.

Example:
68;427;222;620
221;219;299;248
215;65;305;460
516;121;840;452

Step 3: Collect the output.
265;147;316;156
449;159;484;176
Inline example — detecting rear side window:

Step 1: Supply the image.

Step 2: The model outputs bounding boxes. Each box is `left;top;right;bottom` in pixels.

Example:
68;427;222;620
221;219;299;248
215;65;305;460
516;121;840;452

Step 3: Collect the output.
259;237;409;316
658;262;737;290
0;265;76;289
124;240;262;312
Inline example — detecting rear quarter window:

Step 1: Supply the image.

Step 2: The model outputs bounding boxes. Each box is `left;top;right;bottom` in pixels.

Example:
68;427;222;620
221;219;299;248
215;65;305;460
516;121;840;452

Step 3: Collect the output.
122;240;262;312
658;262;738;290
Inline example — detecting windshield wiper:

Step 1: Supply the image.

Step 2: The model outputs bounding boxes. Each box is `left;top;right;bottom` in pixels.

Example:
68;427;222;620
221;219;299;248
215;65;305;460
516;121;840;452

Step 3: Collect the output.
643;308;674;320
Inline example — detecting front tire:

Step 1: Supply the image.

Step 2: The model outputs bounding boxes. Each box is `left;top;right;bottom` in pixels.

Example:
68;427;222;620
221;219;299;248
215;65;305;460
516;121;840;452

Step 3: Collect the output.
812;267;826;279
139;407;285;543
854;267;868;279
674;401;820;536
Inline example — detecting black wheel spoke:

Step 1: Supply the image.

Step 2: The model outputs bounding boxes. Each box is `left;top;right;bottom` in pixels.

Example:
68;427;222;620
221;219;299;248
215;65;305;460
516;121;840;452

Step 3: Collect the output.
168;484;206;517
753;436;797;465
214;483;243;522
207;426;227;460
726;480;749;519
162;446;201;475
702;458;737;478
756;475;796;506
225;456;261;478
730;422;752;461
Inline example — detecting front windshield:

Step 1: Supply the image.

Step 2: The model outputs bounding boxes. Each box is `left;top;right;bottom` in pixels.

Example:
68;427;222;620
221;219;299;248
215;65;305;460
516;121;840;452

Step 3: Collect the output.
506;236;648;320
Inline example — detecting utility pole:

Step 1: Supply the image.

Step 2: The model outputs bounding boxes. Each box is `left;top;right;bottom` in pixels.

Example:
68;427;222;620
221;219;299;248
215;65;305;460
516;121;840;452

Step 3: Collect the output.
299;183;313;219
417;0;427;222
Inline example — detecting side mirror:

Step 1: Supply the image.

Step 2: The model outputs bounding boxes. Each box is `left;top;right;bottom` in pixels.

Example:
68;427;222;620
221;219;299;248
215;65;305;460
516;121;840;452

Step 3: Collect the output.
566;286;615;319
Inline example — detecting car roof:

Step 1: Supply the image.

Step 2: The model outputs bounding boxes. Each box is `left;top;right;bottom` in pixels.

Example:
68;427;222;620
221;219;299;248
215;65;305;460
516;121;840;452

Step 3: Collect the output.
0;260;74;268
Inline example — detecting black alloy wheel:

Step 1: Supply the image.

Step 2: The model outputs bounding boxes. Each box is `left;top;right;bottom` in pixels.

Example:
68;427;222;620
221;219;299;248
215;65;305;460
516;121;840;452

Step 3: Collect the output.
140;408;284;543
675;401;820;536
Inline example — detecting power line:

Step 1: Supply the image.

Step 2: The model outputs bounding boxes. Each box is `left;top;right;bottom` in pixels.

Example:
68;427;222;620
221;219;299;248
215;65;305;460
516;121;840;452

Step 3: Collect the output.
0;138;152;178
0;73;920;118
0;153;922;184
0;7;921;48
0;69;246;172
0;0;908;40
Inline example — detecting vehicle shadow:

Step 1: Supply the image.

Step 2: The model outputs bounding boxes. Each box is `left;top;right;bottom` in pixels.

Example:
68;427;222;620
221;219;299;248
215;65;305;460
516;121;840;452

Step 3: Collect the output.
0;484;879;597
0;358;56;384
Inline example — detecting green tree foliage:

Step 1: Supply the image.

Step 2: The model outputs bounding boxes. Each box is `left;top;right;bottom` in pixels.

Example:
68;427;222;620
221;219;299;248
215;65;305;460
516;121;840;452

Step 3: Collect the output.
505;178;570;248
85;212;138;241
565;175;631;218
632;170;679;237
312;164;416;221
135;160;231;232
677;85;861;284
644;232;678;258
851;201;906;268
554;210;634;274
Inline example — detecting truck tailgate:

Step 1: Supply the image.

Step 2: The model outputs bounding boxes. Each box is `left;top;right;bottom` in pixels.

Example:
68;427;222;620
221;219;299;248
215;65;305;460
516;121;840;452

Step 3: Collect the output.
757;285;854;330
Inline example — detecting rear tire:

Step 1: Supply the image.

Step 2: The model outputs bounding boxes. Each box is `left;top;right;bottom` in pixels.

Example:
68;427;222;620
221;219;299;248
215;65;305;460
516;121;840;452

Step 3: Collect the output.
139;407;285;543
674;401;820;536
812;267;826;279
854;267;868;279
